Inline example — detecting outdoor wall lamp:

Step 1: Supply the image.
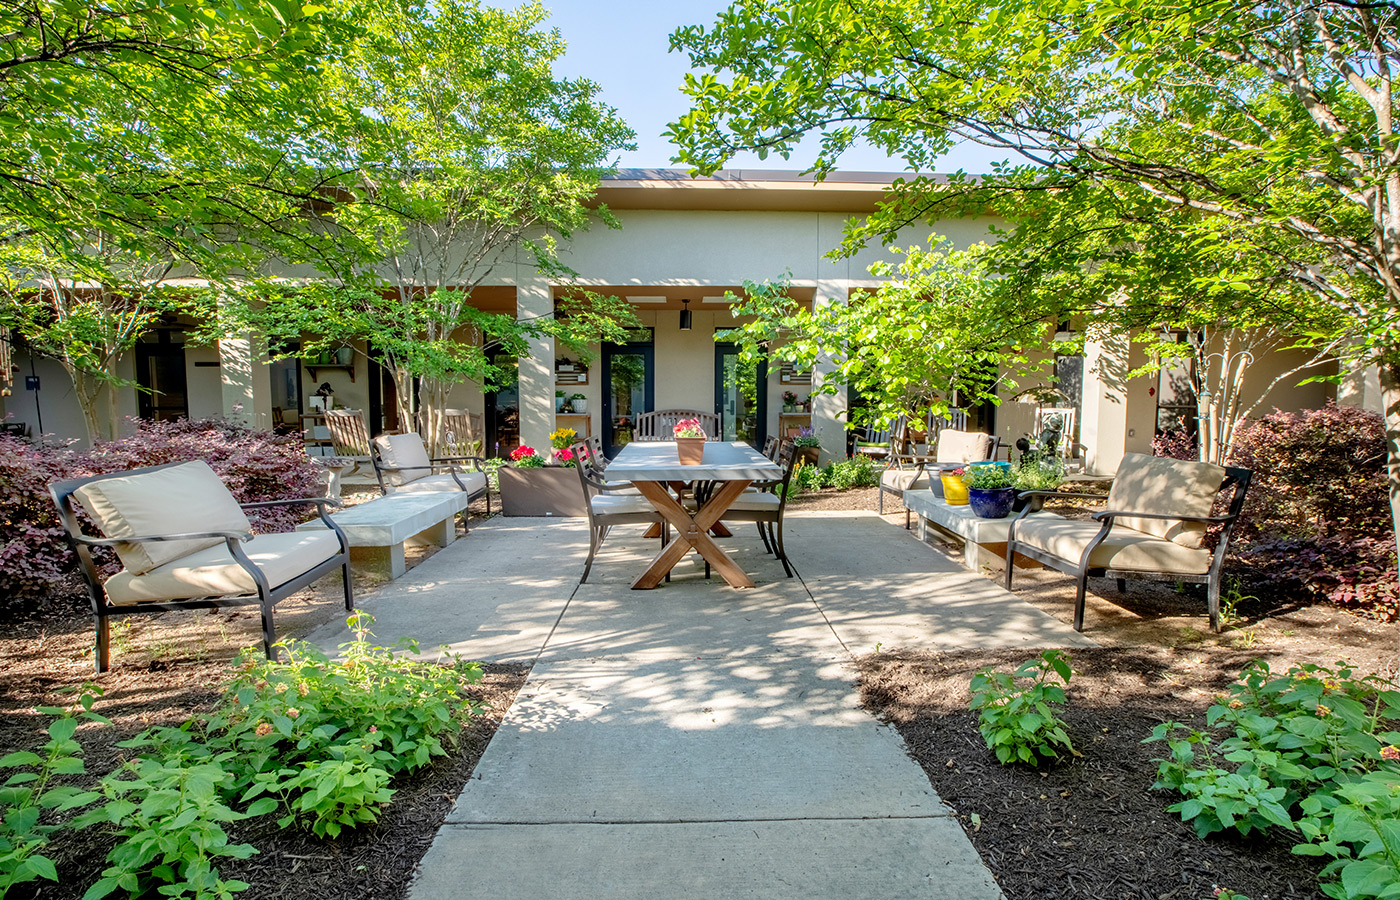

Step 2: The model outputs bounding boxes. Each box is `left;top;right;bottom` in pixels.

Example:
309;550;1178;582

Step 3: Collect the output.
679;298;692;331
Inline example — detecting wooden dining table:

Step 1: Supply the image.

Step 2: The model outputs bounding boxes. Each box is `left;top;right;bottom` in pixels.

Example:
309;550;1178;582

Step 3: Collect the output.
605;441;783;589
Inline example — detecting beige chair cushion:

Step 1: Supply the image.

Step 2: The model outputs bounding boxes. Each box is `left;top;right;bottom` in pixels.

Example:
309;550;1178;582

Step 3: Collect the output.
726;492;780;512
1014;518;1212;575
590;494;656;515
881;468;929;491
373;433;432;486
104;530;342;605
390;471;487;496
935;431;994;464
74;461;251;576
1106;452;1226;548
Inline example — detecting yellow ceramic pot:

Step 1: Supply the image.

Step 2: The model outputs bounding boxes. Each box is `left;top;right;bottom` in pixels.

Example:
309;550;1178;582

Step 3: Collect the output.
940;472;969;505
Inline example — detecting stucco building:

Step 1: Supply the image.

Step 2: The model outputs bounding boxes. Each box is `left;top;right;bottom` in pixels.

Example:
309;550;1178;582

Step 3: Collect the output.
0;169;1364;473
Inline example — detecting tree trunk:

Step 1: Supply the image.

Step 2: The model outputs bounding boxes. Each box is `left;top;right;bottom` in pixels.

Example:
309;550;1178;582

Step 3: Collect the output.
1377;360;1400;680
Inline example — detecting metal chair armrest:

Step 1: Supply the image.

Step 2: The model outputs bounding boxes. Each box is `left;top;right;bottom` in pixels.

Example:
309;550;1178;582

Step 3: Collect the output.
72;530;253;546
1090;509;1237;525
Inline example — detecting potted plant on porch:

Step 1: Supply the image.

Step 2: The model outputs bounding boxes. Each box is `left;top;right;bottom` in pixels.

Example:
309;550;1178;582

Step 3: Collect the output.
497;433;588;516
1011;457;1064;513
965;464;1016;519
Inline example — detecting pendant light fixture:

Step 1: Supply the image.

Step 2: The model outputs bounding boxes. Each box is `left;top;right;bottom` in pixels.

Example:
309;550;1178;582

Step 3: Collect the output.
679;298;693;331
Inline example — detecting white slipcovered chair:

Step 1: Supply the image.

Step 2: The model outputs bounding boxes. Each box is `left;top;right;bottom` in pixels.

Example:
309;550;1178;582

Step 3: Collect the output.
370;432;490;516
1005;452;1252;632
49;460;353;672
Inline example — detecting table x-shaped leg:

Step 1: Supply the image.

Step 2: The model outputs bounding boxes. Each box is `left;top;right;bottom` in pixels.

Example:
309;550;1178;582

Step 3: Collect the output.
642;481;733;539
631;479;754;589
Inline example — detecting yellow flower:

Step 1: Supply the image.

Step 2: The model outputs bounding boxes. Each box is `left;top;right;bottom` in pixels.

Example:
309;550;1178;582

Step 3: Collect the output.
1228;699;1244;709
254;722;273;737
286;708;300;719
1316;704;1332;717
297;683;309;697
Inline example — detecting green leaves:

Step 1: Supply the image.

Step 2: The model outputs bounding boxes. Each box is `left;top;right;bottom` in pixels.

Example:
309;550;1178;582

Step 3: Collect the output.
969;649;1075;766
1149;661;1400;898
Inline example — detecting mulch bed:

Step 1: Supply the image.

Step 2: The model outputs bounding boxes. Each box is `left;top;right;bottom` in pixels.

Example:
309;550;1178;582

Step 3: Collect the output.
5;485;1395;900
859;647;1331;900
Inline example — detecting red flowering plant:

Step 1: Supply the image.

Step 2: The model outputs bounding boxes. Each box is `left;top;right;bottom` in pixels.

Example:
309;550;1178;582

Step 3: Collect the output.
673;418;706;439
553;447;577;468
509;445;545;468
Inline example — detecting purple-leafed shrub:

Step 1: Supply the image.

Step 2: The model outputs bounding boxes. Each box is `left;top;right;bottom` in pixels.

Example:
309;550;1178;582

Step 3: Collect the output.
0;434;89;607
1152;428;1199;461
1230;535;1398;623
1227;402;1389;540
0;418;323;610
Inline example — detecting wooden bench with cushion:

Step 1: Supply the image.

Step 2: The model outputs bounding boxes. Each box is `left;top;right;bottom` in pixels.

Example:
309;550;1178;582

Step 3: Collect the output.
1004;452;1252;632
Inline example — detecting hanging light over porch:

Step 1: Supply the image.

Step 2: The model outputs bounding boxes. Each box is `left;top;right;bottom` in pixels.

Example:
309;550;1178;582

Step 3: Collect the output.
679;298;692;331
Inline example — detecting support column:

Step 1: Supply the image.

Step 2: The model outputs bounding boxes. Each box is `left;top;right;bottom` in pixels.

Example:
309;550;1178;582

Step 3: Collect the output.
1080;326;1155;475
218;334;271;430
516;270;555;455
813;213;852;464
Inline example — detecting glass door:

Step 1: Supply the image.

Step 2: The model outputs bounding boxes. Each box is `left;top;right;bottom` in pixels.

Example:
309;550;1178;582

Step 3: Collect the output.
714;343;765;447
135;329;189;422
602;333;653;457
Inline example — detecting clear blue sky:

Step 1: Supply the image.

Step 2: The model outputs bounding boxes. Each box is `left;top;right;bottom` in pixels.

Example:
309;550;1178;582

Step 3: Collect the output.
507;0;1006;175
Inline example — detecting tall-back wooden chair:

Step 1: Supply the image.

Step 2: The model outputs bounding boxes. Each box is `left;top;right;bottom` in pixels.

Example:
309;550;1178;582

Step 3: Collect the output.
634;409;721;441
322;409;373;467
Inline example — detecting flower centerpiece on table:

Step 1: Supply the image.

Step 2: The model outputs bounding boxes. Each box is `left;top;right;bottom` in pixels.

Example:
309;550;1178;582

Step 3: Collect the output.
509;445;545;468
673;417;706;465
673;418;706;439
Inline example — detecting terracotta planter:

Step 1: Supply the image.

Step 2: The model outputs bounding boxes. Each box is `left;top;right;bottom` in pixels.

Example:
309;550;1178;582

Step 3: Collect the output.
940;473;969;505
676;437;706;465
498;465;587;517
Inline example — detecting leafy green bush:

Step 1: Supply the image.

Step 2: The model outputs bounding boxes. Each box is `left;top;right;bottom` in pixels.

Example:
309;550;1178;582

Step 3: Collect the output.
14;614;486;899
210;612;483;837
0;692;106;892
822;456;878;489
1011;457;1063;491
77;753;264;900
969;650;1075;765
1148;661;1400;899
786;461;825;496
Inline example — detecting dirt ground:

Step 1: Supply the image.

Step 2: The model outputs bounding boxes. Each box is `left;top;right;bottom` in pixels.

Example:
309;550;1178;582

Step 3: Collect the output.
3;482;1396;900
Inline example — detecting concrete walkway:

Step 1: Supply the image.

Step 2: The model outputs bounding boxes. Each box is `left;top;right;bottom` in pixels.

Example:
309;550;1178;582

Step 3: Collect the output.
308;511;1092;899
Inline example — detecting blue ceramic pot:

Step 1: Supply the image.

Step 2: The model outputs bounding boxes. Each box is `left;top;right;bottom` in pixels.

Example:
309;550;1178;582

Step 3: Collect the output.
968;486;1015;519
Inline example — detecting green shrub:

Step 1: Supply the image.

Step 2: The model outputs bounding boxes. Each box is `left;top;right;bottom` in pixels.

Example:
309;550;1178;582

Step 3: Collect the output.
1148;661;1400;899
77;753;264;900
0;692;106;892
969;650;1075;765
208;612;483;837
822;456;878;489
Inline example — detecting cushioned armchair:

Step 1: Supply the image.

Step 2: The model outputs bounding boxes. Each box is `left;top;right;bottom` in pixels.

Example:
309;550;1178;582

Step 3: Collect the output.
49;460;353;672
370;432;490;515
879;428;999;527
1004;452;1252;632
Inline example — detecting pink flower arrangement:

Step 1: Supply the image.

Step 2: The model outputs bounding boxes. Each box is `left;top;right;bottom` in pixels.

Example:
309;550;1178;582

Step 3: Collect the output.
673;417;706;438
510;445;545;467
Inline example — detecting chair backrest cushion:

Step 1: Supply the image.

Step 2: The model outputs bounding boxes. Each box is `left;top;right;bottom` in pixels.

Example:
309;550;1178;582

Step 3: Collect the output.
935;430;995;464
73;460;251;575
1106;452;1226;548
374;433;432;486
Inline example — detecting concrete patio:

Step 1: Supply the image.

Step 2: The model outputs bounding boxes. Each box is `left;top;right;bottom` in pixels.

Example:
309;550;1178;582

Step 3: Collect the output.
307;510;1092;900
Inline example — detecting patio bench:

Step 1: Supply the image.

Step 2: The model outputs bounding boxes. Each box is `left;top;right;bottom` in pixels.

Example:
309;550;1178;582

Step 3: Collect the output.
1004;452;1252;632
904;489;1061;571
297;491;469;579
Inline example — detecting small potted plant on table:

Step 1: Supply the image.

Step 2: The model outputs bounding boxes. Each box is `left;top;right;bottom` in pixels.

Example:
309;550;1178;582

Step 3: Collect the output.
674;417;707;464
965;464;1015;518
939;466;969;505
